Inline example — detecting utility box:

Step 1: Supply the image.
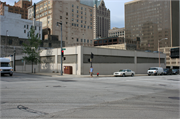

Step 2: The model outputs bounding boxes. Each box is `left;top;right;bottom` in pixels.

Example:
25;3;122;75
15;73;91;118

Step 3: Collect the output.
64;66;72;74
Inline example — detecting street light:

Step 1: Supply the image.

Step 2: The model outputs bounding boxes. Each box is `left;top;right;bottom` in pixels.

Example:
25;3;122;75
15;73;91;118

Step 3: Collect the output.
57;22;63;75
158;38;168;67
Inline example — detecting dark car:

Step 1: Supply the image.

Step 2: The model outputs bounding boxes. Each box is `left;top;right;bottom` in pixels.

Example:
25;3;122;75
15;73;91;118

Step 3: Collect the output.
172;69;179;75
163;69;172;75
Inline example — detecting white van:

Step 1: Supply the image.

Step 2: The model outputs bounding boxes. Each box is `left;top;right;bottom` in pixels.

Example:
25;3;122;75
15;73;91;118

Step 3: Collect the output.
147;67;163;76
0;58;13;76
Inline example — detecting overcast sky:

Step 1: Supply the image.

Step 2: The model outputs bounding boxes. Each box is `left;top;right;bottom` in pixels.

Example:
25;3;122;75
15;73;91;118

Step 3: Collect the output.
2;0;132;29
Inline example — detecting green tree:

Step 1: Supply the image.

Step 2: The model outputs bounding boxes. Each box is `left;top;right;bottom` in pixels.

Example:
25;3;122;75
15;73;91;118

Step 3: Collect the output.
23;27;41;73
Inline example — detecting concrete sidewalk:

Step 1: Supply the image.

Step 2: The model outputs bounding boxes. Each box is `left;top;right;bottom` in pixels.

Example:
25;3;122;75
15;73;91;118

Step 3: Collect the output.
14;71;147;78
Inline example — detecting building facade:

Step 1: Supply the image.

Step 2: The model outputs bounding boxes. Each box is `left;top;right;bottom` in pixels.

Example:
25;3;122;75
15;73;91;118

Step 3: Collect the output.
0;0;32;19
0;6;42;39
28;0;110;47
108;27;125;37
125;0;179;51
94;36;140;50
159;46;180;69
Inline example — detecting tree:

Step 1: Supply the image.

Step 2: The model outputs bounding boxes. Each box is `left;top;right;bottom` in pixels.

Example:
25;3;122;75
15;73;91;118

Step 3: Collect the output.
23;27;41;73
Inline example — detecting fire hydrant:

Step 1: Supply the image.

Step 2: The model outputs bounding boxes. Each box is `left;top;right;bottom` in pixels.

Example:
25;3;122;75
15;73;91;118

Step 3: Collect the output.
97;73;99;76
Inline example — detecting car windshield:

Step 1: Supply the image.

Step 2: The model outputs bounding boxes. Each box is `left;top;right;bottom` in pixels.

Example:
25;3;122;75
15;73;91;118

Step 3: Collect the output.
164;69;168;71
119;70;126;72
1;63;11;67
149;68;157;70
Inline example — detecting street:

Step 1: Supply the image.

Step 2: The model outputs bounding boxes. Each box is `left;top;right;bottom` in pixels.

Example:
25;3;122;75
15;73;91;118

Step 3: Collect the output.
1;73;180;119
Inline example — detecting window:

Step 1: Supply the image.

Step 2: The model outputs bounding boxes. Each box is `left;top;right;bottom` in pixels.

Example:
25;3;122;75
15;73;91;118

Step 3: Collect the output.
81;7;83;10
49;43;52;47
77;19;78;22
77;6;78;9
81;11;83;14
72;9;74;12
77;38;78;42
77;15;78;18
60;16;62;19
19;41;23;45
77;24;78;27
84;39;86;42
81;39;83;42
81;20;83;23
72;4;74;7
72;14;74;17
72;23;73;26
81;16;83;19
87;39;89;43
77;10;78;13
27;25;29;29
84;25;86;28
24;25;26;28
81;25;83;28
9;39;12;45
35;26;36;30
72;18;74;21
66;12;68;16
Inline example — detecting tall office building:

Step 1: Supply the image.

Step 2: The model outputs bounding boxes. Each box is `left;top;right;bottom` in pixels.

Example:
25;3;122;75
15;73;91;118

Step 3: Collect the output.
28;0;110;47
0;0;32;19
125;0;179;51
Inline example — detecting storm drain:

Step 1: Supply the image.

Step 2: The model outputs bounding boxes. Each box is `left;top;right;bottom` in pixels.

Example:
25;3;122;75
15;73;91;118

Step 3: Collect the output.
53;85;61;87
159;84;166;86
168;97;180;100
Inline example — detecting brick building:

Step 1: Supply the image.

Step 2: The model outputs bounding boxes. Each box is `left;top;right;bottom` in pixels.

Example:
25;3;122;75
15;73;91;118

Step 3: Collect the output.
0;0;32;19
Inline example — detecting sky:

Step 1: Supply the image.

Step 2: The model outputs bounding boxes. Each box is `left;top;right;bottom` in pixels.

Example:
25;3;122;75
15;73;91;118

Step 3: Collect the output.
2;0;132;29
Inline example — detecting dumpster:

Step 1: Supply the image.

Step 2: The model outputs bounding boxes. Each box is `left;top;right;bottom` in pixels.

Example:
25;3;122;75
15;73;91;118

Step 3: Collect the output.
64;66;73;74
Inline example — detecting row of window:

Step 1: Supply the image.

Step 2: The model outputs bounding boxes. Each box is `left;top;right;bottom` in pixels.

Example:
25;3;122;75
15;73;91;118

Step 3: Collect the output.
76;38;92;43
24;25;41;30
72;5;92;12
71;23;92;29
72;9;92;16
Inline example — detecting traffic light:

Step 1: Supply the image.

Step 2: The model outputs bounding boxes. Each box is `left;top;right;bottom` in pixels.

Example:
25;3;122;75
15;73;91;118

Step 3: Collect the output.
61;50;64;57
88;58;90;62
91;52;94;59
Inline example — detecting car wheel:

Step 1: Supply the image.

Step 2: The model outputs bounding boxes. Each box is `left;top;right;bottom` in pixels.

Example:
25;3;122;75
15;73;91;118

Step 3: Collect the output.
148;74;151;76
131;73;134;77
10;74;13;76
122;73;125;77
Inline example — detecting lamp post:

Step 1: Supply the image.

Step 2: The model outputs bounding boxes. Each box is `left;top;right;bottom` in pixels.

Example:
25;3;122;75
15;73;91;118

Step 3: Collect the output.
57;22;63;75
6;30;8;57
158;38;168;67
13;48;16;71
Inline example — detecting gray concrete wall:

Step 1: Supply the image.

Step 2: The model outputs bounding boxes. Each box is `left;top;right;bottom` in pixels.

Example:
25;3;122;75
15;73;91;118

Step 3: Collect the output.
8;46;166;75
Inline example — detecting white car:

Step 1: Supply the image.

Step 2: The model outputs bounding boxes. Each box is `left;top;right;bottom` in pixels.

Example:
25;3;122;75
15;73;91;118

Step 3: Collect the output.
113;69;135;77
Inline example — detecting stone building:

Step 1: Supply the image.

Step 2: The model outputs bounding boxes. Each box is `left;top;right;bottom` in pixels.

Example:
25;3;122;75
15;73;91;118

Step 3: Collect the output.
125;0;179;51
28;0;110;47
0;0;32;19
108;27;125;37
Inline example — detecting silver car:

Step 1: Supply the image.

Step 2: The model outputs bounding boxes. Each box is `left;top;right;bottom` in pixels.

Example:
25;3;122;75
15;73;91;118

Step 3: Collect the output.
113;69;135;77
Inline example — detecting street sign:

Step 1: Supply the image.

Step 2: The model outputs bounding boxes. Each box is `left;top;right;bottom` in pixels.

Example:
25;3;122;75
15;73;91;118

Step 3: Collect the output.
62;48;66;50
21;60;24;63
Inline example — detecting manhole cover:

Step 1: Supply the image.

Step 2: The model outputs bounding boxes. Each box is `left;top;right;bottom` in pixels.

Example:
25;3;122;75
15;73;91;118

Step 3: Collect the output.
168;97;180;100
168;79;180;81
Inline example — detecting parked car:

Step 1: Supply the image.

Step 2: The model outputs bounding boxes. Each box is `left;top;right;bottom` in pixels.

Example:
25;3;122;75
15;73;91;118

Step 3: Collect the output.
113;69;135;77
147;67;163;76
0;58;13;76
172;69;179;75
163;68;172;75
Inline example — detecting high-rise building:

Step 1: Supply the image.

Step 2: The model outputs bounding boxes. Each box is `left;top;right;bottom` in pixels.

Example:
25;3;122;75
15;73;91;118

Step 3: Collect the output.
0;0;32;19
28;0;110;47
125;0;179;51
